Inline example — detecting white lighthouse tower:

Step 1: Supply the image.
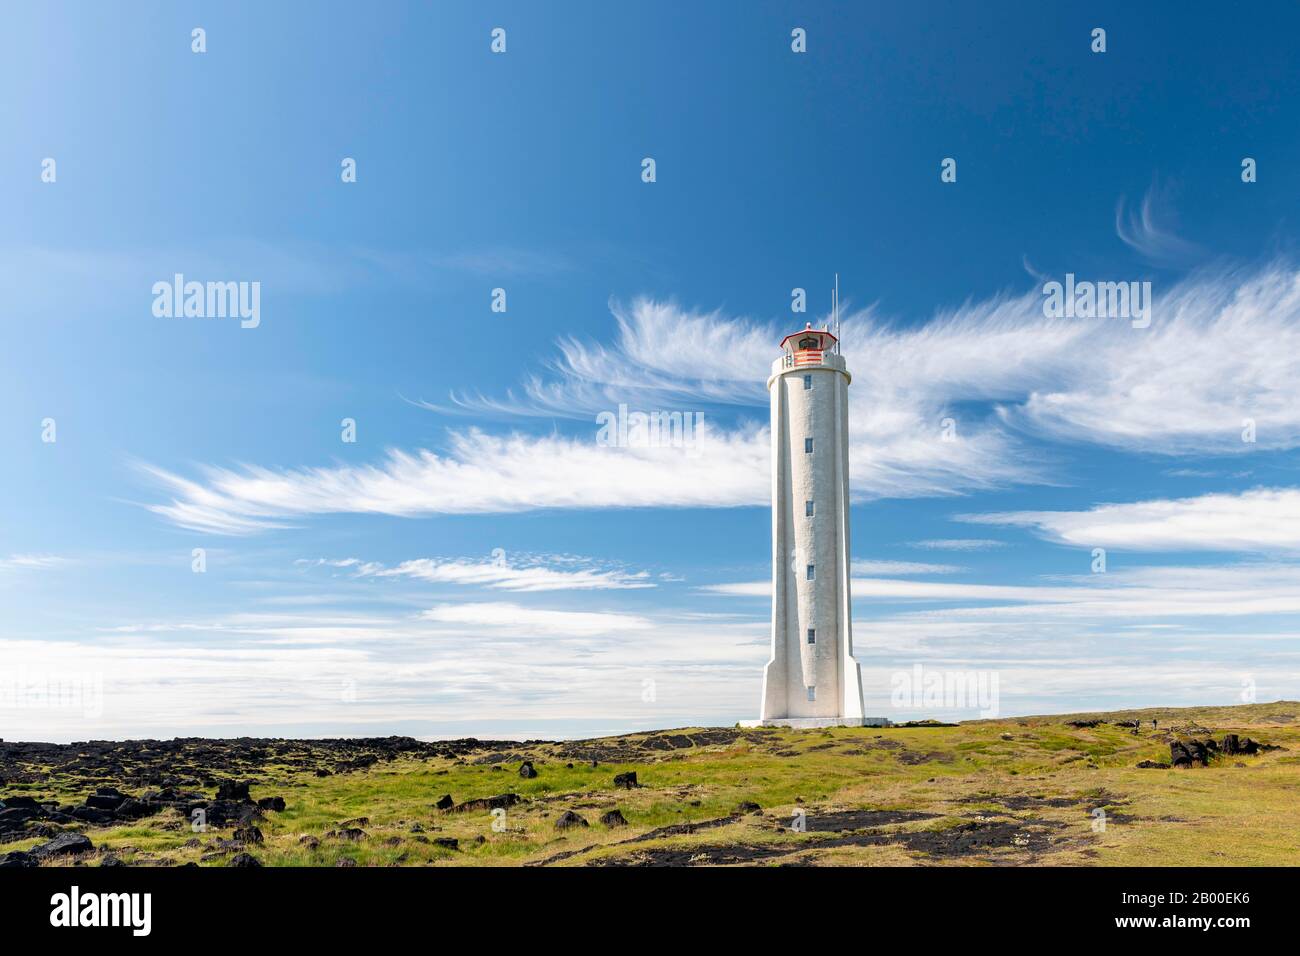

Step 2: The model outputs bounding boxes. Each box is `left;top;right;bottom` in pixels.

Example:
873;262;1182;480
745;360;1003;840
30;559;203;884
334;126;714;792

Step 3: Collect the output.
744;293;868;727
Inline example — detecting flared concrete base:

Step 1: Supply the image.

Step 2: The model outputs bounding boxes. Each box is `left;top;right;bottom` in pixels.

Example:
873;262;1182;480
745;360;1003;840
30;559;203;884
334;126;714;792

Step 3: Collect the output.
740;717;892;728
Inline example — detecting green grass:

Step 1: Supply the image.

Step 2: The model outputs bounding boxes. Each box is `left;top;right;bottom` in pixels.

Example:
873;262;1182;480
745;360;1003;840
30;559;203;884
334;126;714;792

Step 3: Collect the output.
11;700;1300;866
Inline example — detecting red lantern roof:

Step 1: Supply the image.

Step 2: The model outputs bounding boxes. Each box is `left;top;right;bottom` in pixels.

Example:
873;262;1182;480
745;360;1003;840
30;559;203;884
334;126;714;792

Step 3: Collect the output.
779;323;838;352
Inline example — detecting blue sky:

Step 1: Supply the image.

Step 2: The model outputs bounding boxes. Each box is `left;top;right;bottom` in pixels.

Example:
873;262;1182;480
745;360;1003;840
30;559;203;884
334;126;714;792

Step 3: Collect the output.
4;2;1300;740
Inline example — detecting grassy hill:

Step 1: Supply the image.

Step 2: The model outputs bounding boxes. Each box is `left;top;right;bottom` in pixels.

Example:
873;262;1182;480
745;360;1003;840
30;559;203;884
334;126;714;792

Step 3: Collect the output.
4;700;1298;866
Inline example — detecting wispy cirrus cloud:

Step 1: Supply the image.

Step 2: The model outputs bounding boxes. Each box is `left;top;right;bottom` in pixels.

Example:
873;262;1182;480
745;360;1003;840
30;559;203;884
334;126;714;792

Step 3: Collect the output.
139;264;1300;535
140;426;772;535
850;559;965;575
910;539;1008;552
419;602;651;636
964;487;1300;553
334;555;657;592
0;554;71;572
431;298;774;418
1009;266;1300;453
1114;185;1208;269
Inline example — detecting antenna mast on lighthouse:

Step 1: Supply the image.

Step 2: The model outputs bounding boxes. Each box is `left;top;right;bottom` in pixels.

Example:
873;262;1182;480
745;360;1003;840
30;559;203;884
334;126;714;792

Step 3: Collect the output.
832;273;840;352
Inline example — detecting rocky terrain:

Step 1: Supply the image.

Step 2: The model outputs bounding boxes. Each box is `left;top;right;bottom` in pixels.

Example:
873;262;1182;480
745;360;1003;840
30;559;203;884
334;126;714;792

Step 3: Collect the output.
2;701;1298;867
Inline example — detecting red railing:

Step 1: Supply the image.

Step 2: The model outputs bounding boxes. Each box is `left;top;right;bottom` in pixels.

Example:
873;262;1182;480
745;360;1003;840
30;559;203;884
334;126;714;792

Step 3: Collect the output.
793;349;823;366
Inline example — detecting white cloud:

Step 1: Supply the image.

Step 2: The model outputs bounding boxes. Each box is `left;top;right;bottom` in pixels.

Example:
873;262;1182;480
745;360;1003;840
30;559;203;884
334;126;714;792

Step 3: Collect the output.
299;553;657;593
361;556;656;592
966;487;1300;552
141;426;771;535
707;578;1082;602
1114;188;1207;268
0;599;757;740
419;602;652;636
0;554;69;571
433;298;773;418
910;539;1009;551
708;563;1300;620
1009;266;1300;453
8;559;1300;739
851;559;964;575
139;264;1300;533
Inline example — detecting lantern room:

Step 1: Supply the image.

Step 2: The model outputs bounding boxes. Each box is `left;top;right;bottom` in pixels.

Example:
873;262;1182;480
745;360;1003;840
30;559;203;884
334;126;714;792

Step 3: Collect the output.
779;323;837;367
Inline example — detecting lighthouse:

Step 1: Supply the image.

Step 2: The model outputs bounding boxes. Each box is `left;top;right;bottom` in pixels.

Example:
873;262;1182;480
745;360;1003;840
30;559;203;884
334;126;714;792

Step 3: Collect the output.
743;311;869;728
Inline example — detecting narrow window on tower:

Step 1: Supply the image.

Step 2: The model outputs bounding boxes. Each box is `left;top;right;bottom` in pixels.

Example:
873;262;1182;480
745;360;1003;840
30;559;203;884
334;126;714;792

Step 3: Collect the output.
804;437;813;454
807;686;816;701
807;628;816;644
805;500;814;517
803;374;812;390
806;564;815;581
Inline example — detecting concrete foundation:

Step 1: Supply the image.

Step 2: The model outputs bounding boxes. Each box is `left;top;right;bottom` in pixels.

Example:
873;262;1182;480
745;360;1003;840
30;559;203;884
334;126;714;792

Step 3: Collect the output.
741;717;891;728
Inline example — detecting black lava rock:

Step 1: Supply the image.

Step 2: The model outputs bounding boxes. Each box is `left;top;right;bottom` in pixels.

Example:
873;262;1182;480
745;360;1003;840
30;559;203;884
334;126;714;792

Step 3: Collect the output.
233;826;264;844
554;810;588;830
85;793;127;812
31;832;94;859
70;806;115;825
451;793;521;813
327;827;366;841
116;798;154;820
215;780;251;802
1170;738;1217;767
0;795;42;810
1220;734;1261;756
